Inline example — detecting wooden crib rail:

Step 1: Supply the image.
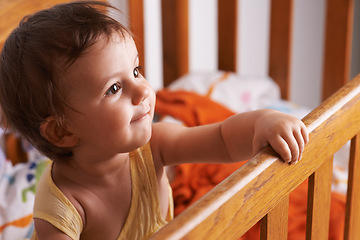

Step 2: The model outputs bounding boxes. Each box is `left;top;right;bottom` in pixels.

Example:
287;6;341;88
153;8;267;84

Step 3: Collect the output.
150;75;360;239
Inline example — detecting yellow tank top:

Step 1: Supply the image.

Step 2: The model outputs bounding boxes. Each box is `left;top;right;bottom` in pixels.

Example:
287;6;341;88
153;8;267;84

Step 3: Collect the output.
31;142;173;239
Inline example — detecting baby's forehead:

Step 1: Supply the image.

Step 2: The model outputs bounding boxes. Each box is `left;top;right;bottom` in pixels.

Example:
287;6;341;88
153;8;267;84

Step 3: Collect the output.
59;31;137;87
88;32;136;57
61;31;133;69
103;31;134;46
112;33;137;56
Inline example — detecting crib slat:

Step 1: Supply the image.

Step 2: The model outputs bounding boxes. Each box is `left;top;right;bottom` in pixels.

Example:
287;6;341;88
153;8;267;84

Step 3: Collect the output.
128;0;145;75
260;196;289;240
321;0;354;100
344;134;360;239
305;157;333;240
218;0;237;72
161;0;189;86
269;0;293;100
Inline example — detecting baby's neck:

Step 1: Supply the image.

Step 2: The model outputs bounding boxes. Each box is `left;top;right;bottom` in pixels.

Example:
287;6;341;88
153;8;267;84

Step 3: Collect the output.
53;152;130;185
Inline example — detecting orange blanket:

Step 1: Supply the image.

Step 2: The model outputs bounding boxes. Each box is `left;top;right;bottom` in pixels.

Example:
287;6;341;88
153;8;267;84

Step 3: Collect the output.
156;89;346;239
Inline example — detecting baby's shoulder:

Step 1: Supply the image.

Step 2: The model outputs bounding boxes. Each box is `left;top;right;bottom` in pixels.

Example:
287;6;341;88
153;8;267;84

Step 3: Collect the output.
33;165;84;237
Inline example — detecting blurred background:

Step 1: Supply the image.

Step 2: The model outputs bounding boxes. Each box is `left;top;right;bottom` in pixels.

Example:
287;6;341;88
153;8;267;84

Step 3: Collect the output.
110;0;360;109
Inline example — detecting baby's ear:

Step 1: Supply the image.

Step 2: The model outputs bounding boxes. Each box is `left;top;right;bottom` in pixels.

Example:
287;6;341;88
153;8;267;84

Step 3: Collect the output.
40;116;78;148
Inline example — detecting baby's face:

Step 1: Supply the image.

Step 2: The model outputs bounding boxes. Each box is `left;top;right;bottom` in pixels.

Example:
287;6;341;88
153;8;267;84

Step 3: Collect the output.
60;33;156;155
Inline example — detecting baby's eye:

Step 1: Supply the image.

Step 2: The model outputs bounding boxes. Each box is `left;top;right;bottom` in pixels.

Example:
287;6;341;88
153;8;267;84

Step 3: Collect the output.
105;83;121;96
133;66;142;78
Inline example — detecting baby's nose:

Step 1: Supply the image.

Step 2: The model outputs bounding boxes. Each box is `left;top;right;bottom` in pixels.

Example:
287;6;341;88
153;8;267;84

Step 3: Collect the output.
131;82;149;105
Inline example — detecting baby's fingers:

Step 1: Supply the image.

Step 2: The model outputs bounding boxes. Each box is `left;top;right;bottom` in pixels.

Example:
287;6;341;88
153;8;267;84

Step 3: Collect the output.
301;124;309;145
268;135;296;164
278;125;309;164
292;131;304;161
293;122;309;161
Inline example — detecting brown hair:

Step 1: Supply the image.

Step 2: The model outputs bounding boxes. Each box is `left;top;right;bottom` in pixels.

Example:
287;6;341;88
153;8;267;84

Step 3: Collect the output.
0;1;129;161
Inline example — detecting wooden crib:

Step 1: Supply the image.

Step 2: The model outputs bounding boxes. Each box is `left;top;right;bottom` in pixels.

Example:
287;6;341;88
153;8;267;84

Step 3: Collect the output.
1;0;359;239
126;0;359;239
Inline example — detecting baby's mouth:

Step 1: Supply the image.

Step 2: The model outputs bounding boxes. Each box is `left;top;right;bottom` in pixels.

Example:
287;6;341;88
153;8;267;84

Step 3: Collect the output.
131;108;150;123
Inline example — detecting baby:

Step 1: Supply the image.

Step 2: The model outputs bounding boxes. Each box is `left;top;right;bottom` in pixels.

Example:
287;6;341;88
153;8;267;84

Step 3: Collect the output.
0;1;308;239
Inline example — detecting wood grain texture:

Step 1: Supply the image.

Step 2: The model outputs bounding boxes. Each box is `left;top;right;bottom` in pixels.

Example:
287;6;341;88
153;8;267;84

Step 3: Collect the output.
322;0;354;100
161;0;189;86
260;196;289;240
128;0;145;76
344;134;360;239
269;0;293;100
218;0;237;72
0;0;73;50
150;74;360;239
306;157;333;240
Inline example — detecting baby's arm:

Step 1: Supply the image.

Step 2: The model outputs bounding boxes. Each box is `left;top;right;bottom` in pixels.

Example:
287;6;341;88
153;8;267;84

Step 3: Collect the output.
151;109;308;166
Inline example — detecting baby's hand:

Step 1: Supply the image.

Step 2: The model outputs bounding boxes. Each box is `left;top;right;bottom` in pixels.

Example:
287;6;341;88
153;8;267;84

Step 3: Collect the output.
252;110;309;164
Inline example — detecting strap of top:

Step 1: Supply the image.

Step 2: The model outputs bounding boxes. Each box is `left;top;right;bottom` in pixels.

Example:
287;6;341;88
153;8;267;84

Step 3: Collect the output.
118;142;171;239
32;163;83;240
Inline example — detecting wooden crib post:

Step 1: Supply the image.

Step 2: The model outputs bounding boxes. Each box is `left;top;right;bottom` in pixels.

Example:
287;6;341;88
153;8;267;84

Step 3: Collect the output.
260;196;289;240
322;0;354;100
344;133;360;239
305;157;333;240
161;0;189;86
268;0;294;100
218;0;237;72
128;0;145;75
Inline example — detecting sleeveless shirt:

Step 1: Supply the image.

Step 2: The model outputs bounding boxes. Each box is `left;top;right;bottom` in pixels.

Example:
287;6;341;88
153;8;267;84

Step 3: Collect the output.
31;143;173;239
